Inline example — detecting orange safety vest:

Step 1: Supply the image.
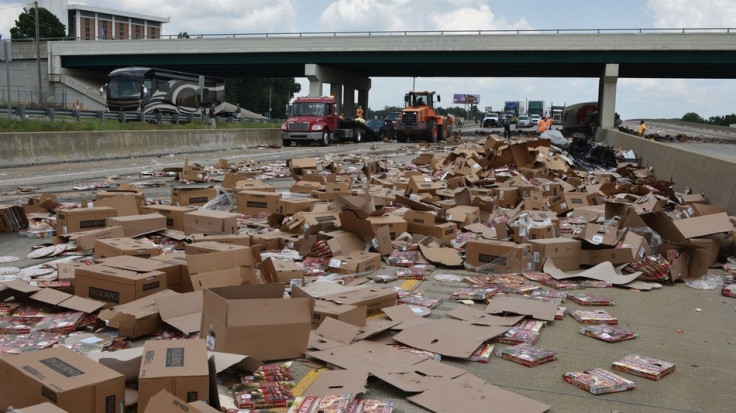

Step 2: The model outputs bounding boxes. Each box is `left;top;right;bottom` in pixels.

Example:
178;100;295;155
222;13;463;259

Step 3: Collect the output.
538;119;549;133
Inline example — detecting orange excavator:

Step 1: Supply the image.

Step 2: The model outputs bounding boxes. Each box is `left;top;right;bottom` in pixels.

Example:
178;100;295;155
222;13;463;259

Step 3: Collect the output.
395;91;453;143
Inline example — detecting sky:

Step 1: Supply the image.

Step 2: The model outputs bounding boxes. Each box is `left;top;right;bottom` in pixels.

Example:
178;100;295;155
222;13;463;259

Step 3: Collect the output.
1;0;735;119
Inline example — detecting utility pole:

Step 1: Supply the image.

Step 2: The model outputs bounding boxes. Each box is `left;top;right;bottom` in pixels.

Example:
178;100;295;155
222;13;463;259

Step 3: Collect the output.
34;1;43;107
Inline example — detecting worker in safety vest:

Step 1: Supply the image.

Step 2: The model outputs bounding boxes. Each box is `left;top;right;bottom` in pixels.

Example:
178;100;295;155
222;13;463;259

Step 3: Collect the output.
538;116;550;133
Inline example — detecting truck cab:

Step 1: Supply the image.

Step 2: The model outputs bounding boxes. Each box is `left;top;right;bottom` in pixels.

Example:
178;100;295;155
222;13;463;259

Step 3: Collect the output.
281;96;338;146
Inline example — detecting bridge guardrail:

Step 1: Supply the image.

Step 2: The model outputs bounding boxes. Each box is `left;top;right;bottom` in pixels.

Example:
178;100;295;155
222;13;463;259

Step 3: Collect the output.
8;27;735;42
0;107;281;125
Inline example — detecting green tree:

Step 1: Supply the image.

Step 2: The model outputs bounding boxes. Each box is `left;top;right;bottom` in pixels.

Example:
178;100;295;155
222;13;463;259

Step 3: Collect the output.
10;7;66;40
681;112;705;124
225;77;301;119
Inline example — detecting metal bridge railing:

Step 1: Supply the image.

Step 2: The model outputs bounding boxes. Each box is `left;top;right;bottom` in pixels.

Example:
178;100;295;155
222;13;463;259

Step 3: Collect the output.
9;27;736;43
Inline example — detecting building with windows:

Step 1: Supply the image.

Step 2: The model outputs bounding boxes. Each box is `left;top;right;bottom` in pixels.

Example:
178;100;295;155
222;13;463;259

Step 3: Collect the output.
28;0;169;40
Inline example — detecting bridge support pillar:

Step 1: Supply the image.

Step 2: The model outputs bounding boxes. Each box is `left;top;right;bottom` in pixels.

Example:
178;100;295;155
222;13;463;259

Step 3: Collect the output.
598;63;618;130
305;64;371;120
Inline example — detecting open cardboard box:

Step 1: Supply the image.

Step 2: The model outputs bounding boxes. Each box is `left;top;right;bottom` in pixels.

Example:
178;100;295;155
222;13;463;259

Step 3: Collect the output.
200;283;313;361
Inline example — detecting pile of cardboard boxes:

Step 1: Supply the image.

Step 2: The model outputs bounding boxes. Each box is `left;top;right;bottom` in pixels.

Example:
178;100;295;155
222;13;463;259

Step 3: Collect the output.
1;133;735;411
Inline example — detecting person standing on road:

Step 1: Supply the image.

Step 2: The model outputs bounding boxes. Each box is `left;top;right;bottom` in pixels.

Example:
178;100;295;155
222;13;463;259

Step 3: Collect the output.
502;115;512;140
355;105;364;119
538;116;550;134
638;120;647;136
208;102;217;129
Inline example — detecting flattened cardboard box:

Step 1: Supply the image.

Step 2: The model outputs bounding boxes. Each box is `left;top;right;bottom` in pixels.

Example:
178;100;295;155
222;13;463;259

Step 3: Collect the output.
321;286;397;316
94;237;160;260
200;283;313;361
183;209;238;235
138;339;210;411
0;346;125;413
98;289;179;338
56;206;117;234
106;213;167;238
74;264;167;306
141;204;199;231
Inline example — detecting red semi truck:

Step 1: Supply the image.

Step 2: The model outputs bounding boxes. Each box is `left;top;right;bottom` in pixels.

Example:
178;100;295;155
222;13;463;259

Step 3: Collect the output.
280;96;374;146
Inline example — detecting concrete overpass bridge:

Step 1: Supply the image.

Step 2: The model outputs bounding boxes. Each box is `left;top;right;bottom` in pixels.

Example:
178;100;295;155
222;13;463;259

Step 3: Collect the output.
16;28;736;126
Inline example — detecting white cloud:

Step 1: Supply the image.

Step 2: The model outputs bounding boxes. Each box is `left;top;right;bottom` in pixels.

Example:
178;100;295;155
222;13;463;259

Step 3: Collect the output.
647;0;736;28
430;5;532;31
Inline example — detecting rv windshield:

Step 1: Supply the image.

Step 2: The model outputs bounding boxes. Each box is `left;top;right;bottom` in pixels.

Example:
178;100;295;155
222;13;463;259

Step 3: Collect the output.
290;102;324;117
108;78;142;100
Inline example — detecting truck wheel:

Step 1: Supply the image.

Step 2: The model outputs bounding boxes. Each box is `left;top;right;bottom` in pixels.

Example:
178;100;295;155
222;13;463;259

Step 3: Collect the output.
320;130;330;146
396;132;408;143
353;129;362;144
426;120;438;143
282;139;292;147
438;125;445;142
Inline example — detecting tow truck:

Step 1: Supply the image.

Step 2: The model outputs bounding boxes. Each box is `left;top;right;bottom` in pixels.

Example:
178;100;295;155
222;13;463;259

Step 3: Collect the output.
280;96;378;146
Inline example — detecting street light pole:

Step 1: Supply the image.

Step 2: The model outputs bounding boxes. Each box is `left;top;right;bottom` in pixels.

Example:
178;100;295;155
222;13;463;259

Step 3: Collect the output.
34;1;43;107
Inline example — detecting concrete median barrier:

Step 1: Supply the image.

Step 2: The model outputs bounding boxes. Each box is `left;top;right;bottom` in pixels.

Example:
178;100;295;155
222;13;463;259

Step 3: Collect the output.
0;129;281;167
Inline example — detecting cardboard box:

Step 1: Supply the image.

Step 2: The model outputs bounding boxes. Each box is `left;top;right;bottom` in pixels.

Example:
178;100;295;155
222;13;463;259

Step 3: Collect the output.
106;213;167;237
74;264;167;306
327;251;382;274
11;403;69;413
185;243;261;290
150;253;192;293
278;198;319;215
61;225;125;251
98;289;179;338
321;286;398;316
577;219;622;247
236;190;282;215
0;346;125;413
171;186;217;206
144;391;221;413
404;210;458;241
183;209;238;235
90;192;141;216
200;283;313;361
563;191;603;208
56;207;117;234
445;205;481;228
94;237;160;260
142;205;199;231
366;215;408;240
465;239;532;271
261;257;305;286
138;339;210;411
180;163;206;182
98;255;183;291
0;205;30;232
310;300;366;329
529;238;582;271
